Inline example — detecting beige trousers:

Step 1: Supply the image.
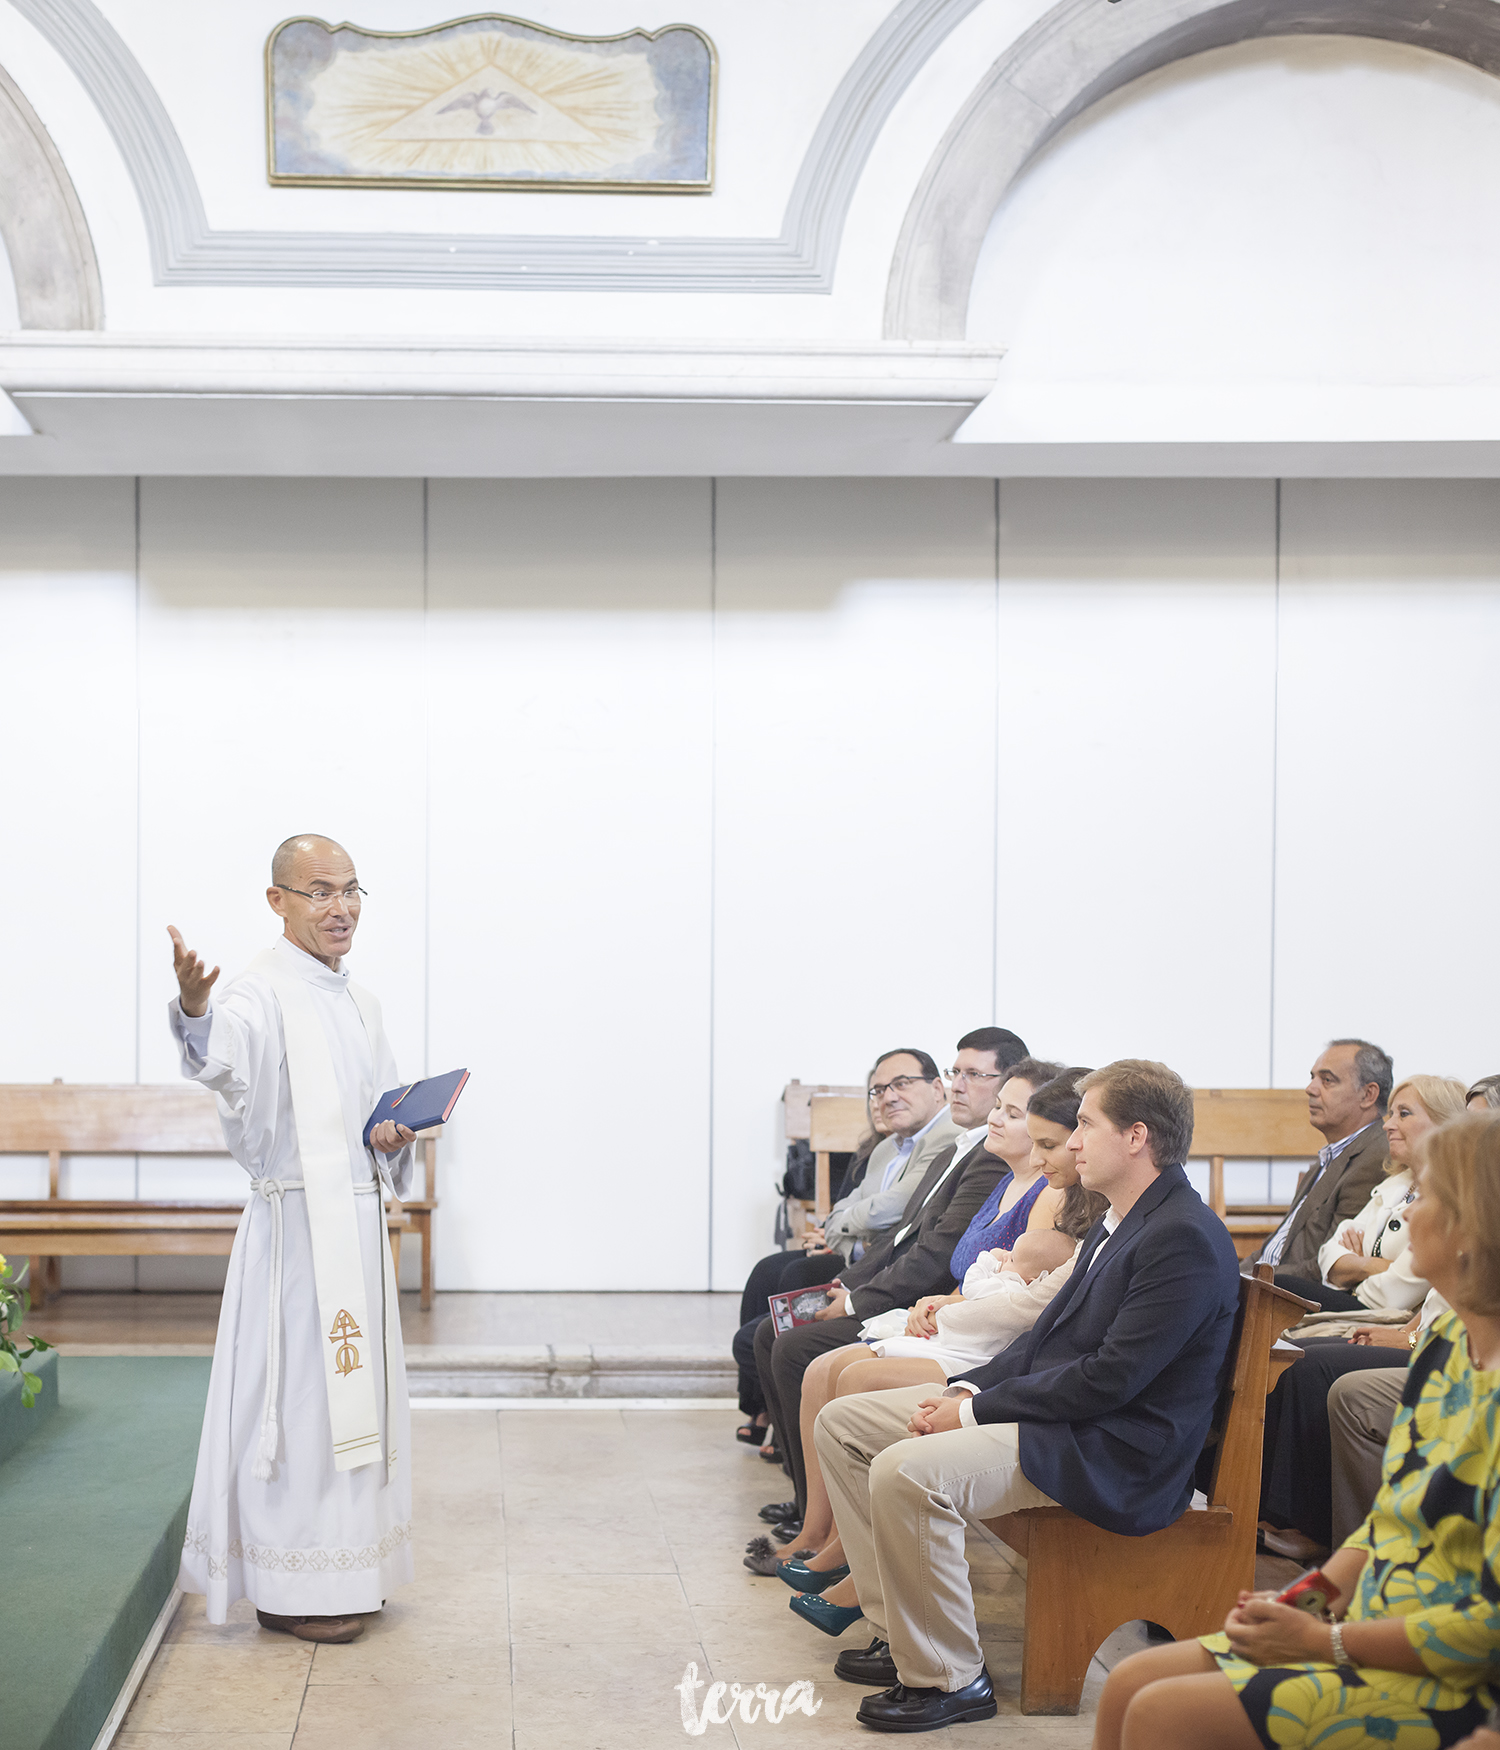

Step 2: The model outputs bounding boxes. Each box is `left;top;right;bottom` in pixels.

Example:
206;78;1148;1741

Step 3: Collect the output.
1328;1367;1404;1546
814;1384;1056;1691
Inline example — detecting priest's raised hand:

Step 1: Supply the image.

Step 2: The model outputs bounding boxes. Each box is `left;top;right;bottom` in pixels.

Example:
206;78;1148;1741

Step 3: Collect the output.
167;924;219;1017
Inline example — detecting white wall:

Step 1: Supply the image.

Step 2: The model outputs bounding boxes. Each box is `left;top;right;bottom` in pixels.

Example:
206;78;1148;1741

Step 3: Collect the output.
2;475;1498;1289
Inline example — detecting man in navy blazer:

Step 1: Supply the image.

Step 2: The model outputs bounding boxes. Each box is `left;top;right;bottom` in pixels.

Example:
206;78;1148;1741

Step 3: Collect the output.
813;1060;1240;1735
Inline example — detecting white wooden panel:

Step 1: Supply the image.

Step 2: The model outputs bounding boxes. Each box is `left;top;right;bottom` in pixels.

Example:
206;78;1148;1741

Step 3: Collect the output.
1274;482;1500;1088
0;479;137;1093
426;480;713;1290
995;480;1278;1083
134;478;427;1150
130;479;425;1287
0;477;136;1240
711;479;999;1288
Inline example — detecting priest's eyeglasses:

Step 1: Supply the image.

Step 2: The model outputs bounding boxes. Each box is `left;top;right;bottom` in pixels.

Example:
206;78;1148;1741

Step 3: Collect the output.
276;884;366;910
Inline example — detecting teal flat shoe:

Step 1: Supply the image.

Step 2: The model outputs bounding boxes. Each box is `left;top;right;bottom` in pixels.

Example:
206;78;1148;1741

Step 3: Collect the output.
789;1591;865;1638
776;1558;851;1594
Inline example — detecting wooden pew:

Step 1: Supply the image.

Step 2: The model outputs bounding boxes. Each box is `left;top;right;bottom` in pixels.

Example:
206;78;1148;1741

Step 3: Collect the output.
1192;1089;1324;1259
0;1082;412;1307
981;1265;1314;1714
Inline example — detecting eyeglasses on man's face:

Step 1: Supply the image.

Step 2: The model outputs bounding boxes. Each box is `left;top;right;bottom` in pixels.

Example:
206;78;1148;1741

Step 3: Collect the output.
948;1068;1002;1087
277;883;367;912
869;1074;935;1101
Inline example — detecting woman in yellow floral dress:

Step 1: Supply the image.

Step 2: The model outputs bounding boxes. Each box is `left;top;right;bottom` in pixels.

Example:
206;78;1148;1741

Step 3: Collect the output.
1093;1111;1500;1750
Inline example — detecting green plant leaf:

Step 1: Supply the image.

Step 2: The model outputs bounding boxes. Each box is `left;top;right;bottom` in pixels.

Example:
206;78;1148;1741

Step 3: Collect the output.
0;1350;20;1373
30;1336;52;1353
21;1378;39;1408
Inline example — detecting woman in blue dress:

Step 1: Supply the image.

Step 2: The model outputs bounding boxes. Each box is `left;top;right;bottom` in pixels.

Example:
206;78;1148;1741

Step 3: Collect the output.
1094;1111;1500;1750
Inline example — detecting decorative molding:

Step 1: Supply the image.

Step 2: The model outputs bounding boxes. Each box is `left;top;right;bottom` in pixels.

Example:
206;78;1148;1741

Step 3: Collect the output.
885;0;1500;339
0;60;101;327
0;332;1006;402
8;0;986;292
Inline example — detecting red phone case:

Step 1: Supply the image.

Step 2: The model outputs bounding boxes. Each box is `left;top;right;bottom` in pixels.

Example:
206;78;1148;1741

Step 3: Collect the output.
1275;1567;1336;1616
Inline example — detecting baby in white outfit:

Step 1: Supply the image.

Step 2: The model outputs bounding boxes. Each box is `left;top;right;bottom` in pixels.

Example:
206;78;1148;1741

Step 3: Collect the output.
857;1224;1080;1376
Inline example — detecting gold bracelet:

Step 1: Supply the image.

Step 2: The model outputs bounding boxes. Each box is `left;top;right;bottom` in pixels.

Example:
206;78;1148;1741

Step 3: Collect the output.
1328;1620;1352;1669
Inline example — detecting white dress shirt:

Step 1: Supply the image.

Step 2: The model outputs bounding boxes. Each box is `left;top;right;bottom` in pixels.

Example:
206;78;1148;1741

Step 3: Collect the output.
840;1124;990;1315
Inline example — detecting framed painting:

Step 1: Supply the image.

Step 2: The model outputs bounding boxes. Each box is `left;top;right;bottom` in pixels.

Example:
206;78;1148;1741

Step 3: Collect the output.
266;12;716;192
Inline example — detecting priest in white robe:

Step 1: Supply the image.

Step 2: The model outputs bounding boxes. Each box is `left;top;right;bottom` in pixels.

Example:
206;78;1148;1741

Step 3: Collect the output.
168;834;416;1644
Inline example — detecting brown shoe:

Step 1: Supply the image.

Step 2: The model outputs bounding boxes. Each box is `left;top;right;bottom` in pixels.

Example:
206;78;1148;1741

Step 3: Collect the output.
256;1609;366;1644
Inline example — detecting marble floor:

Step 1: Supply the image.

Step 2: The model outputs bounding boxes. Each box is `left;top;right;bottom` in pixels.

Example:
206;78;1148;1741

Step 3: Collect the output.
28;1290;745;1352
116;1402;1137;1750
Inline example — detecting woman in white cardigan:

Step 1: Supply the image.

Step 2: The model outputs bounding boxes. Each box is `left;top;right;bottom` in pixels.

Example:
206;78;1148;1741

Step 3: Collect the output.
1278;1074;1466;1314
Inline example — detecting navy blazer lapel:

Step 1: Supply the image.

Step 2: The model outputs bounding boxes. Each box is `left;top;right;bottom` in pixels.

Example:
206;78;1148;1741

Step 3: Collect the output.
1043;1165;1187;1336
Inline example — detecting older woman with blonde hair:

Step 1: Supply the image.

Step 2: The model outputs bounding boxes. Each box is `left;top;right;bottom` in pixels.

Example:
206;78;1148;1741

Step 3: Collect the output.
1094;1111;1500;1750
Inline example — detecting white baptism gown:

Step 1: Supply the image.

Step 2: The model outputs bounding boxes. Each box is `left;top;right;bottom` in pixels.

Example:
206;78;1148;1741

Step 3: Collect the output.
857;1244;1082;1376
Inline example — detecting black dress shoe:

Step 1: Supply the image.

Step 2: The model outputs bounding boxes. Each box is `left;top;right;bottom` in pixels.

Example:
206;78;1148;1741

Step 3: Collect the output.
856;1669;997;1733
759;1500;798;1523
834;1638;898;1686
771;1519;804;1544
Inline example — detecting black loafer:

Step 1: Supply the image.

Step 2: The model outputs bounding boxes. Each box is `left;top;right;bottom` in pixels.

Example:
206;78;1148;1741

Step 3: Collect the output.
759;1500;798;1523
834;1638;898;1686
771;1519;804;1544
856;1669;997;1733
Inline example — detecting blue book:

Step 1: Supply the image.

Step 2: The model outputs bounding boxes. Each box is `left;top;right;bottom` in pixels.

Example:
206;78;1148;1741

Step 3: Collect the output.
363;1068;470;1146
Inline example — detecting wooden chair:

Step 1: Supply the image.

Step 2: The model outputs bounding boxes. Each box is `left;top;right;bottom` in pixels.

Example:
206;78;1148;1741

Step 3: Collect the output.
980;1265;1314;1713
1191;1089;1324;1259
809;1092;871;1216
0;1081;409;1306
781;1080;868;1240
401;1126;442;1310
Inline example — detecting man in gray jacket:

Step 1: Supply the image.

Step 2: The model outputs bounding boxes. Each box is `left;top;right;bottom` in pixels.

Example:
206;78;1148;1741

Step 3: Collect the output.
821;1049;960;1262
1246;1038;1392;1283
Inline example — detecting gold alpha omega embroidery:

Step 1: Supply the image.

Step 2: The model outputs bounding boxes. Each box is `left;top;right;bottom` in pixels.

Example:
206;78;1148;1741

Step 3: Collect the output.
328;1308;364;1377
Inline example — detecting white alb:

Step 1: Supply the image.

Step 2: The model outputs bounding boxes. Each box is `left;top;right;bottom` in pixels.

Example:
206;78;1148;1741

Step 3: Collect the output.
170;936;415;1622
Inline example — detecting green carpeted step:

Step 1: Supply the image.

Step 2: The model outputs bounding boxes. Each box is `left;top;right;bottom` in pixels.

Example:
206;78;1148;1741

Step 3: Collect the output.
0;1347;58;1467
0;1355;210;1750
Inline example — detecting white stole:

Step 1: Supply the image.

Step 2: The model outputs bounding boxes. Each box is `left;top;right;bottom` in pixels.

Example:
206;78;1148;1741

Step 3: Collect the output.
253;950;399;1475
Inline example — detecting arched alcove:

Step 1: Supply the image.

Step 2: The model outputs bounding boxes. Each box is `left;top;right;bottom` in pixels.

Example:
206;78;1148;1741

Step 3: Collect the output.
957;33;1500;440
0;62;102;328
885;0;1500;339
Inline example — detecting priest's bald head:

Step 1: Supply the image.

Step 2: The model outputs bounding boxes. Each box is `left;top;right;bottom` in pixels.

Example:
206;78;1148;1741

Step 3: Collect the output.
267;834;364;968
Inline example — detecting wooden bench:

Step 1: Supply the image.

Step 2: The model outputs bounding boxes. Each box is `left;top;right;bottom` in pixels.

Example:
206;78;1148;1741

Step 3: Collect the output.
0;1082;416;1308
1192;1088;1324;1259
981;1264;1314;1713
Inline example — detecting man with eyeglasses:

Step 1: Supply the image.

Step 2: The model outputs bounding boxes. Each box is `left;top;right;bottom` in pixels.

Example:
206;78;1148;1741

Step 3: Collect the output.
165;834;416;1646
747;1032;1027;1544
820;1051;960;1263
